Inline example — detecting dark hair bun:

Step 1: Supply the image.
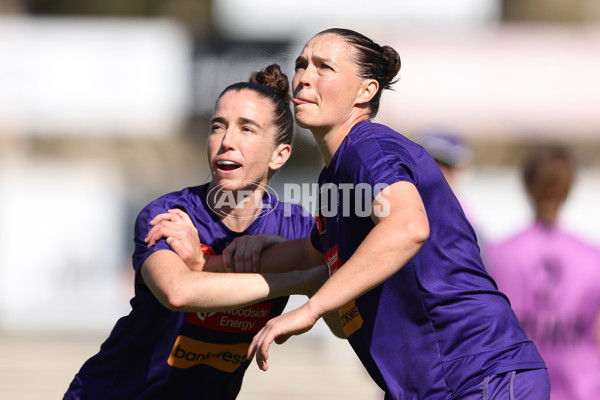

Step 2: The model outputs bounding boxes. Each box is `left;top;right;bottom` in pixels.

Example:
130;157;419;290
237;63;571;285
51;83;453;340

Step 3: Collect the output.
249;64;291;103
381;45;401;89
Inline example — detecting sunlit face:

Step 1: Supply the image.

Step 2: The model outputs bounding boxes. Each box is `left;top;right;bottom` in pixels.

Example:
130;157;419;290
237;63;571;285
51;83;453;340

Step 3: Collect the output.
292;33;365;131
207;89;283;192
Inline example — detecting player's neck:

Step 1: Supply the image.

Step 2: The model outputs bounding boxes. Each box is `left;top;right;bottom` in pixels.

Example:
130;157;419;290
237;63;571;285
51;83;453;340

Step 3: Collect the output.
207;187;265;233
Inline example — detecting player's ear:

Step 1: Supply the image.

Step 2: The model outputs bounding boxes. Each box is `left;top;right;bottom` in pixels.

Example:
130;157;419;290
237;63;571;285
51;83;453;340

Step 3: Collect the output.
269;143;291;171
355;79;378;105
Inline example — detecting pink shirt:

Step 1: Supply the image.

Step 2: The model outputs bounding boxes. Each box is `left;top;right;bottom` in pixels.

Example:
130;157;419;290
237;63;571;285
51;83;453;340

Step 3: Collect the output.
486;222;600;400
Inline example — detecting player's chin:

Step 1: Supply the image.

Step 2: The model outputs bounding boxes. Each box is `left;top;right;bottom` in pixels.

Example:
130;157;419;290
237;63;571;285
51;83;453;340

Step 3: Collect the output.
293;111;316;130
216;179;241;191
211;174;244;190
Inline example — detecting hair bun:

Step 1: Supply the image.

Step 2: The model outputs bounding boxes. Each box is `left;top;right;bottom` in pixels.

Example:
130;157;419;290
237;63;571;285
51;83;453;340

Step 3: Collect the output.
249;64;291;103
381;45;401;89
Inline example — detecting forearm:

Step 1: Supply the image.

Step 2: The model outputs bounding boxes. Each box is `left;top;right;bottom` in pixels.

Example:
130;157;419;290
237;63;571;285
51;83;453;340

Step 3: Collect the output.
200;254;226;272
188;242;312;274
142;250;326;313
258;238;314;272
168;270;305;312
224;237;315;273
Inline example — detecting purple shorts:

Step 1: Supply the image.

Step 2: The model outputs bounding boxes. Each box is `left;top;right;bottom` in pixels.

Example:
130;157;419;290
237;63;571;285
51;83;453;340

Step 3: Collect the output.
458;369;550;400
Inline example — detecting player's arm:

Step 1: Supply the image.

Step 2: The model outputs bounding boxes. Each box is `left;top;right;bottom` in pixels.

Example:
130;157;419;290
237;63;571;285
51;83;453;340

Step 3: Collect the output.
308;181;429;309
222;236;317;273
248;181;429;370
226;232;346;337
144;209;225;272
145;209;316;274
146;210;345;336
229;233;326;273
141;250;327;313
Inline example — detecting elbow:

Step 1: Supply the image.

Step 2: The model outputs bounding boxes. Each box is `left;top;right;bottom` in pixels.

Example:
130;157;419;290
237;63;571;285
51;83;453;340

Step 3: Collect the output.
161;284;214;313
141;258;199;311
161;287;190;311
415;224;430;245
408;222;429;250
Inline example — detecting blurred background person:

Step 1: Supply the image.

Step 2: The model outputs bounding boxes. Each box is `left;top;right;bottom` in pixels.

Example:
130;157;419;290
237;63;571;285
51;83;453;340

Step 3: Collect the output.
417;129;473;193
486;145;600;400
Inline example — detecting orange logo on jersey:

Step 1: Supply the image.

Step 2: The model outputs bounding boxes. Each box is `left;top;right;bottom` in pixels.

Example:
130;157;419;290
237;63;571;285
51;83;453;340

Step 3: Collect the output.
168;336;248;372
325;245;342;277
338;301;363;338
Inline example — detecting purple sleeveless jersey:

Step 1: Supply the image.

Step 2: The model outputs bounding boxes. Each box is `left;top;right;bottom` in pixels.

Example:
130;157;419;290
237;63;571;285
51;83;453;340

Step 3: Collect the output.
310;121;546;399
65;184;314;400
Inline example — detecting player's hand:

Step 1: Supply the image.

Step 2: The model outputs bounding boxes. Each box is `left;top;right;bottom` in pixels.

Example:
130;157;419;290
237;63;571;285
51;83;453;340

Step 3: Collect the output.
145;209;206;271
247;302;321;371
223;235;285;273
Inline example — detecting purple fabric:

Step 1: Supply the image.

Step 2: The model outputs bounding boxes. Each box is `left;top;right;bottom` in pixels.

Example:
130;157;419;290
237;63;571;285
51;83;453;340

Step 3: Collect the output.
486;222;600;400
64;184;314;400
459;369;550;399
311;121;546;399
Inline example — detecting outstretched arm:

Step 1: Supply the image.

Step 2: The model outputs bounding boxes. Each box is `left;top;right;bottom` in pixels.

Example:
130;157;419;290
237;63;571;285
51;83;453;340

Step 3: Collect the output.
143;208;344;335
248;181;429;370
141;250;328;313
141;209;329;313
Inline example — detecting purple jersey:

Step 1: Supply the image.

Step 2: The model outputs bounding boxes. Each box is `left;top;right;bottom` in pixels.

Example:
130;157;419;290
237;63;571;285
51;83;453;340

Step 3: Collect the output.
486;222;600;400
310;121;546;399
65;184;314;400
